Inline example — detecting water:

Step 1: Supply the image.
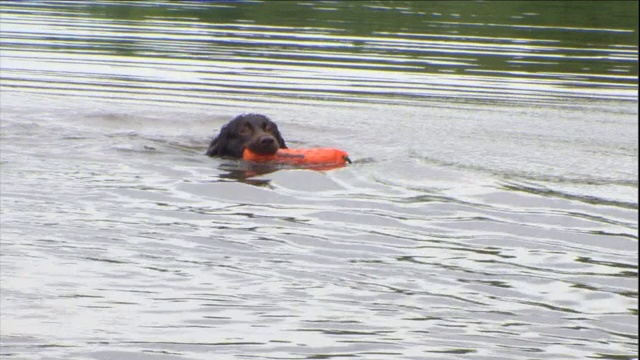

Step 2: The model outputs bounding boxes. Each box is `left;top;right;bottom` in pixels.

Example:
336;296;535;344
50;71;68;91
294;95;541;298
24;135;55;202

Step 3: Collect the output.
0;1;637;359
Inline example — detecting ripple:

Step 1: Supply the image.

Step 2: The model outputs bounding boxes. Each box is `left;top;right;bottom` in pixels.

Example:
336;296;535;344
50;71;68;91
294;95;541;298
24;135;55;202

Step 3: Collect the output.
1;2;637;359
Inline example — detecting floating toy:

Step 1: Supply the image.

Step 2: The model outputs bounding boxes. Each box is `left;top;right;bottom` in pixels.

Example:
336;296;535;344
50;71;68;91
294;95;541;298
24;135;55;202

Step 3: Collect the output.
243;148;351;169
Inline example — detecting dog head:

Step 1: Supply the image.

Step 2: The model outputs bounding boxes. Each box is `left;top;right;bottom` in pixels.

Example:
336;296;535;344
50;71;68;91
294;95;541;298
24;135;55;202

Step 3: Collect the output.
206;114;287;158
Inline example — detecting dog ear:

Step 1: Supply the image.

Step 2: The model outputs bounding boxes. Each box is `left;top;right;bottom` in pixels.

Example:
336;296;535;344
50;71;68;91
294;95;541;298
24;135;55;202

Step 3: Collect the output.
276;132;287;149
206;122;232;156
272;125;287;149
205;134;225;156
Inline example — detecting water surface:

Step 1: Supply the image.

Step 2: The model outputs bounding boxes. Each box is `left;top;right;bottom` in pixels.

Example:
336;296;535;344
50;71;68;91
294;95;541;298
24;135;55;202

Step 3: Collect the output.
0;1;638;359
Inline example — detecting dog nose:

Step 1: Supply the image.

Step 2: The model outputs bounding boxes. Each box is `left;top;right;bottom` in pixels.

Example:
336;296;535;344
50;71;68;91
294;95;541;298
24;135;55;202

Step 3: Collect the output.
260;136;275;145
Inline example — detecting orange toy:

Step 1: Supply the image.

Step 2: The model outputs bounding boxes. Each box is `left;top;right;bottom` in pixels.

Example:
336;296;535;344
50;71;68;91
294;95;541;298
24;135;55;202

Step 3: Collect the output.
243;148;351;169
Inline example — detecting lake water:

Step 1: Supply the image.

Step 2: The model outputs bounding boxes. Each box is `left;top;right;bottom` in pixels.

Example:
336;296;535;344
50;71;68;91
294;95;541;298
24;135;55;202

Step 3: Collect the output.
0;1;637;359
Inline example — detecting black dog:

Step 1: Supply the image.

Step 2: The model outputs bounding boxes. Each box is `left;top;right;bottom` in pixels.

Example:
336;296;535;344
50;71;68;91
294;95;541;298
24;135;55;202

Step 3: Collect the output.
206;114;287;158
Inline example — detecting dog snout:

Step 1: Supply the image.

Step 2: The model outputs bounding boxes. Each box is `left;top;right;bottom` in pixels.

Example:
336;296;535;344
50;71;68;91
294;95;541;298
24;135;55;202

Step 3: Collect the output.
259;136;275;146
247;134;279;155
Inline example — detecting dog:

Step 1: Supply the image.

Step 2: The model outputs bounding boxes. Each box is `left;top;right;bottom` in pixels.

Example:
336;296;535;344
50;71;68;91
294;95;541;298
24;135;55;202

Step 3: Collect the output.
206;114;287;158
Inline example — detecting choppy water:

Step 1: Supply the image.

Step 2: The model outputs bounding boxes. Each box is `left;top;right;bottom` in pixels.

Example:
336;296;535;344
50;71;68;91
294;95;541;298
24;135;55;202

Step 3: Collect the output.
1;1;638;359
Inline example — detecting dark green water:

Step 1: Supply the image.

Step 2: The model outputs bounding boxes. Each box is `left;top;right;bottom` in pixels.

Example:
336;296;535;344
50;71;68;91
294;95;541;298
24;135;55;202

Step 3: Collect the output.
1;1;637;360
1;1;637;105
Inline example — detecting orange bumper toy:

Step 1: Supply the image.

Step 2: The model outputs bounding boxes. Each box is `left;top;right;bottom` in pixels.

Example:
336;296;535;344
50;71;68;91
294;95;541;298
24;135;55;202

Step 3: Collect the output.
243;148;351;170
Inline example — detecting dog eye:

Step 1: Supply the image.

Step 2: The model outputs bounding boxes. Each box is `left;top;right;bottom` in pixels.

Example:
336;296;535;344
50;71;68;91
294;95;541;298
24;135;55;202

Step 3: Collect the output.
239;126;251;136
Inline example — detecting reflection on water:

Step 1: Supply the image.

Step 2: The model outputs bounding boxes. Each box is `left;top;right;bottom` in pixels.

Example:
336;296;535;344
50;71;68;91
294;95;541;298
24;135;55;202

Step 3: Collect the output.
0;1;637;106
0;1;637;360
